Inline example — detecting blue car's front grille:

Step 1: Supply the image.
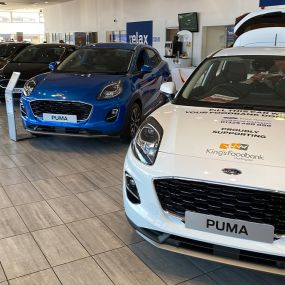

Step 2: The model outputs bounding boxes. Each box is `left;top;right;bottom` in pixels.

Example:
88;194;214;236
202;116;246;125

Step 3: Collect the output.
30;100;92;121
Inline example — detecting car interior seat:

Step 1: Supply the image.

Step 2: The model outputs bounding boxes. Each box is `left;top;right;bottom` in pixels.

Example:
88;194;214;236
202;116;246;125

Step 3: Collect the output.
223;61;248;83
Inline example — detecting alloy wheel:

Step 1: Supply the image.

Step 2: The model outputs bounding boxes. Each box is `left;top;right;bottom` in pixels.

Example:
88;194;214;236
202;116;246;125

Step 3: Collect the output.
130;105;141;138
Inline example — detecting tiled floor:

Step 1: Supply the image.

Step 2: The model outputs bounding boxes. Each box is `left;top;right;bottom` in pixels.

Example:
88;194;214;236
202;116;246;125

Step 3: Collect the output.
0;103;284;284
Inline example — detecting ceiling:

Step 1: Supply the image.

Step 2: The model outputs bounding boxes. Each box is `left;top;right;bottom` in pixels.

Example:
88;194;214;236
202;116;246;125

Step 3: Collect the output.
0;0;72;11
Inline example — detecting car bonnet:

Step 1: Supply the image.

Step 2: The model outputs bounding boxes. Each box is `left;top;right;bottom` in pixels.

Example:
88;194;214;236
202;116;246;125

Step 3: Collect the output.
154;104;285;168
33;72;126;100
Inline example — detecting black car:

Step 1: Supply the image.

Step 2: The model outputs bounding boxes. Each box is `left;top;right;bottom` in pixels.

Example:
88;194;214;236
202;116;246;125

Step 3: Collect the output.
0;42;32;69
0;43;76;101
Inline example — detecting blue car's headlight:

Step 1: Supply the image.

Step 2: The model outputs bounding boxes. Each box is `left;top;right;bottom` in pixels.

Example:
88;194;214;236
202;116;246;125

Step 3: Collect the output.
97;80;123;100
23;78;37;96
132;117;163;166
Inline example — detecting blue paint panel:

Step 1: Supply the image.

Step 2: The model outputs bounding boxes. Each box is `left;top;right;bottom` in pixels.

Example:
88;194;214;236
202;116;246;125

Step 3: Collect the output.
126;21;153;46
260;0;285;6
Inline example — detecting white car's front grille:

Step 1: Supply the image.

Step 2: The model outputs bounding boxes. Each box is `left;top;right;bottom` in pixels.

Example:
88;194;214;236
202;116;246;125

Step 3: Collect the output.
154;179;285;236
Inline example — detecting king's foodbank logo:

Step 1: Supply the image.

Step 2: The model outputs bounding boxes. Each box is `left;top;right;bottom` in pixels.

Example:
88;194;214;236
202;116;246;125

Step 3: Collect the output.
206;143;263;161
219;143;249;151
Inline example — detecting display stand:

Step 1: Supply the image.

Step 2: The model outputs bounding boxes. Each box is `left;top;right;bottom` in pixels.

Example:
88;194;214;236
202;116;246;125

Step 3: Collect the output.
5;72;20;142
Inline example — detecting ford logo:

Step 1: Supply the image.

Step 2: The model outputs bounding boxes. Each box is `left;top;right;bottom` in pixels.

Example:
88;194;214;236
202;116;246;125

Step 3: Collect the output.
51;93;64;98
222;168;242;175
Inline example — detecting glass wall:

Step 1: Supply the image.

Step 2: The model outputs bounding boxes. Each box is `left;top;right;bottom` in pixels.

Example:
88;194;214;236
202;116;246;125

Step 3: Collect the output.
0;11;44;23
0;12;11;23
0;11;44;43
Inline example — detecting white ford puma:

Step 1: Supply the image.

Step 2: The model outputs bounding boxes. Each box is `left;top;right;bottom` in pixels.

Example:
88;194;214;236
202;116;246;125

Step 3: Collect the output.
124;47;285;275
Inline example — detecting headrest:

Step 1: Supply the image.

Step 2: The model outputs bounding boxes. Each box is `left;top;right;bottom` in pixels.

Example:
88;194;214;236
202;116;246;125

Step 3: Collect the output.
224;61;248;83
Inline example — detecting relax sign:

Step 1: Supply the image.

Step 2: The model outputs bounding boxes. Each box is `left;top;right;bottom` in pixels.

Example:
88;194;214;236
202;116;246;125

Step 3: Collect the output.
127;21;153;46
260;0;285;6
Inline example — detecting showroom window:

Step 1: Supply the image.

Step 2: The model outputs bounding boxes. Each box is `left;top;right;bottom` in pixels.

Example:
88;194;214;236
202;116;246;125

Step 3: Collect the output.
0;12;11;23
12;12;39;23
0;11;43;23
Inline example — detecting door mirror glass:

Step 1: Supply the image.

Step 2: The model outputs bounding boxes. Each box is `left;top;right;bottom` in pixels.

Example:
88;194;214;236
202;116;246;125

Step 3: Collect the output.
160;82;176;100
49;61;58;71
140;65;153;74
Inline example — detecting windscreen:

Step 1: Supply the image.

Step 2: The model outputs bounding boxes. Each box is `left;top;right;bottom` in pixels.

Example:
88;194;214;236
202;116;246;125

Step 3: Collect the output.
13;46;65;64
0;44;22;58
175;55;285;111
57;48;133;74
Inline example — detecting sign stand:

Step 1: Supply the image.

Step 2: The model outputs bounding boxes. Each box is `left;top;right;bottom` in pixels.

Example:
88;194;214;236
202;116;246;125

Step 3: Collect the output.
5;72;20;142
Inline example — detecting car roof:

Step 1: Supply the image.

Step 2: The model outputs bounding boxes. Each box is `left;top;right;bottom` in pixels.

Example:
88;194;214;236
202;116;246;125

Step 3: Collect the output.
30;43;75;48
0;42;31;46
85;42;149;50
235;9;285;35
212;47;285;57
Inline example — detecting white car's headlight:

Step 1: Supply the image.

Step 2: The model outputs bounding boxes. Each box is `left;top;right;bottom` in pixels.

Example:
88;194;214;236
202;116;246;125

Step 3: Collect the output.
97;80;123;100
23;78;37;96
132;117;163;165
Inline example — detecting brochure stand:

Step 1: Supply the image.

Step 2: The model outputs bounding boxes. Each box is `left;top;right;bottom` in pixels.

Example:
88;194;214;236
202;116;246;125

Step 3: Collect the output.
5;72;20;142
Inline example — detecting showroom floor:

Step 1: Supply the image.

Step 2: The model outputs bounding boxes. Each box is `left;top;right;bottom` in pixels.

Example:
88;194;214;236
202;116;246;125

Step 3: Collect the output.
0;103;284;285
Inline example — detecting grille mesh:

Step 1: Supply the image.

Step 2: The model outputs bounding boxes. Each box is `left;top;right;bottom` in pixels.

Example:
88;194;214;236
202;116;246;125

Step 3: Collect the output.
30;100;92;121
154;179;285;235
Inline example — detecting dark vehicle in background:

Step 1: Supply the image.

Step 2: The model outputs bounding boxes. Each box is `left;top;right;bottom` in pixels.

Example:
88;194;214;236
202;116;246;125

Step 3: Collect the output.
0;42;32;69
0;43;76;101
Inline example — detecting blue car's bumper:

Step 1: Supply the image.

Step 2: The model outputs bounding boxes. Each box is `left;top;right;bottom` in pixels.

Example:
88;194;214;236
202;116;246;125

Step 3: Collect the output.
20;96;128;137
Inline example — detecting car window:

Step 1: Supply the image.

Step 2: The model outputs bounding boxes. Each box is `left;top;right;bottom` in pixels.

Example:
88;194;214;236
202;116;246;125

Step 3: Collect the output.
135;49;150;72
65;47;76;57
13;46;65;64
146;48;161;68
57;48;133;74
0;44;23;58
174;55;285;111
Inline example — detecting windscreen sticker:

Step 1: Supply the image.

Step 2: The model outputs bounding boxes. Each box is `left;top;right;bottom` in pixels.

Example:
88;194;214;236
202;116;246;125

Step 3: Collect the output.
186;109;285;118
221;117;272;128
212;128;267;139
206;143;264;162
201;94;239;103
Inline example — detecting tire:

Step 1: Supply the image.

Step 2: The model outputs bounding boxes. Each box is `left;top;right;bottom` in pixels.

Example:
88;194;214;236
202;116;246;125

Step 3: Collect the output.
33;133;43;138
120;103;142;141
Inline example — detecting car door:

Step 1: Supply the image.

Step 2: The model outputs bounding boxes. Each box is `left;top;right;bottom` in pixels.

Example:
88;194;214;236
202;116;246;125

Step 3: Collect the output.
144;48;166;113
132;48;155;113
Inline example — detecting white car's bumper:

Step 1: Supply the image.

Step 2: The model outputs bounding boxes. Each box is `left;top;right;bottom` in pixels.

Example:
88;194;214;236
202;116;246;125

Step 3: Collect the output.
124;146;285;275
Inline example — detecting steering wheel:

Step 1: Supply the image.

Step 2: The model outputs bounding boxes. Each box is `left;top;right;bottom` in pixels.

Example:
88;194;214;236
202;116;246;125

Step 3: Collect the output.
208;83;241;98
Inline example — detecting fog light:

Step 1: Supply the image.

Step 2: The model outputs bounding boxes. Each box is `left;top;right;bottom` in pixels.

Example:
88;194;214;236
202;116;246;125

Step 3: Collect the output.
125;172;140;204
106;108;119;122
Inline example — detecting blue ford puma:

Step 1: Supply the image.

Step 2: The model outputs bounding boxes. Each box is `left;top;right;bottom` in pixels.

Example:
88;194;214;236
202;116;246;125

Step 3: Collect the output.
20;43;171;139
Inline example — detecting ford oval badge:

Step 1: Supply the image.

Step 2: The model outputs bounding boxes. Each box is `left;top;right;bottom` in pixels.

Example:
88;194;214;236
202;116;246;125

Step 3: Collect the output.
222;168;242;175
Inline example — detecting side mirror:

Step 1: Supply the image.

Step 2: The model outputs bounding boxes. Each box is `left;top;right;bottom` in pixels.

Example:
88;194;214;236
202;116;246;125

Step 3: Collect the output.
140;65;153;74
160;82;176;101
49;61;58;71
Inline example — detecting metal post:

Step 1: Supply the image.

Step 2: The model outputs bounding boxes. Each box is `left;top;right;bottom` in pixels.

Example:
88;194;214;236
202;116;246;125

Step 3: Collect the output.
5;72;20;142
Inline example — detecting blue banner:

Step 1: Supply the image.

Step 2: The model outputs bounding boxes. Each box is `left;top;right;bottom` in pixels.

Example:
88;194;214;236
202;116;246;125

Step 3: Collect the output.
260;0;285;6
226;25;235;47
126;21;153;46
